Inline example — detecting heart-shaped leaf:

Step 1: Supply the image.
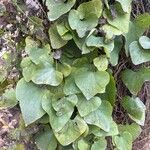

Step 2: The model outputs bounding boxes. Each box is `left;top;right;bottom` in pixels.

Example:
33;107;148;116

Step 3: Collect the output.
93;55;108;71
57;62;72;77
104;3;131;33
16;78;46;125
64;74;81;95
86;35;114;57
139;36;150;50
56;20;72;41
90;119;118;137
113;132;132;150
46;0;76;21
21;57;36;82
21;57;63;86
77;139;90;150
122;68;150;95
77;94;101;117
69;10;98;38
118;123;141;141
84;100;112;132
0;88;18;109
124;21;141;56
54;116;87;146
91;138;107;150
71;30;95;54
124;13;150;55
42;94;78;132
121;96;146;126
129;41;150;65
49;24;68;49
100;74;117;106
68;0;102;37
102;24;122;40
110;37;122;66
32;63;63;86
52;94;78;112
74;67;110;100
25;37;51;64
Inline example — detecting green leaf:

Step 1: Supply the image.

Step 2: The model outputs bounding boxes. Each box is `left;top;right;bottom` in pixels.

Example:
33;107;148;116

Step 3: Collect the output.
139;36;150;50
77;94;101;117
68;0;102;38
129;41;150;65
16;78;46;125
57;145;74;150
31;64;63;86
35;126;57;150
52;94;78;112
84;100;112;132
86;35;114;57
102;24;122;40
124;21;142;56
48;83;65;98
121;68;150;95
70;30;95;54
42;94;78;132
49;24;67;49
122;96;146;126
38;114;49;124
90;120;119;137
57;63;72;77
73;57;89;68
116;0;132;13
110;38;122;66
0;88;18;109
25;37;51;64
57;20;72;41
118;123;142;141
124;13;150;55
21;57;36;82
46;0;76;21
54;116;87;146
60;40;82;62
93;55;108;71
69;10;98;38
100;74;117;106
78;0;102;18
104;3;131;33
64;73;81;95
78;139;90;150
74;67;110;100
91;138;107;150
21;57;63;86
113;132;132;150
90;119;118;137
